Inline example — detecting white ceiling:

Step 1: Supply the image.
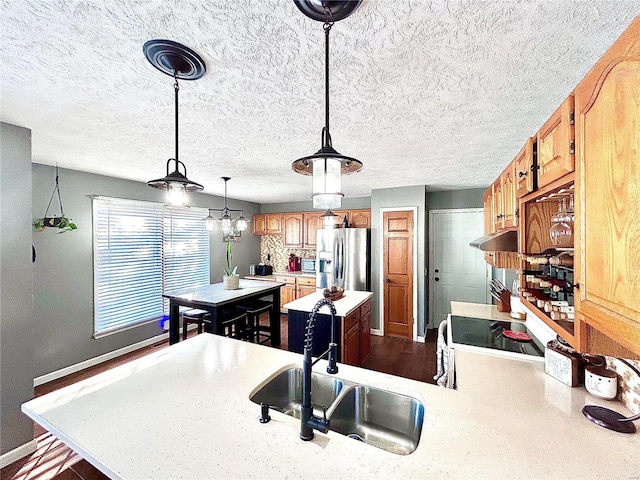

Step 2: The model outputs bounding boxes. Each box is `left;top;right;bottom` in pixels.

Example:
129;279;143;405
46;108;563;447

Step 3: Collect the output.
1;1;639;204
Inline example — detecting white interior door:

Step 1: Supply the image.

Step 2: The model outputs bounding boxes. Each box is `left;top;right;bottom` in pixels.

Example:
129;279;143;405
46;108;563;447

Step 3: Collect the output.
429;209;489;329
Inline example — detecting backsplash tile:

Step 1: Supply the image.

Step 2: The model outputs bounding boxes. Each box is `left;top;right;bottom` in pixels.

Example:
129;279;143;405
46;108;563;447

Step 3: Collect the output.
260;235;315;273
606;357;640;414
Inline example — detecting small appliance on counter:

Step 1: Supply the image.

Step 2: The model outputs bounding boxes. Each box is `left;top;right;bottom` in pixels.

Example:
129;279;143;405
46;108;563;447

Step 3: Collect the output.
255;264;273;276
301;258;316;273
288;254;301;272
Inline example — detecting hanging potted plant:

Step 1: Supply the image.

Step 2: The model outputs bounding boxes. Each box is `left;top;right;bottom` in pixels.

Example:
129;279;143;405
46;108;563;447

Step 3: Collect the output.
33;164;77;233
223;238;239;290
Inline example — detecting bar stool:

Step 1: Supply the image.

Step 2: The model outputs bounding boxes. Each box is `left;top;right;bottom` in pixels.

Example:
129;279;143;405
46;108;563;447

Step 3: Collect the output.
181;309;211;340
235;300;273;344
220;311;250;340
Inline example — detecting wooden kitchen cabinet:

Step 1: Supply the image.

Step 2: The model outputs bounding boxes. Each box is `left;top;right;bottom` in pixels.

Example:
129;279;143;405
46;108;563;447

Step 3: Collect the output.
573;17;640;358
252;213;282;235
341;299;372;366
348;209;371;228
266;214;282;234
514;137;535;197
500;162;517;229
537;94;575;189
359;301;371;364
492;176;503;232
283;213;303;247
296;276;316;298
303;212;324;249
483;186;494;234
252;214;267;235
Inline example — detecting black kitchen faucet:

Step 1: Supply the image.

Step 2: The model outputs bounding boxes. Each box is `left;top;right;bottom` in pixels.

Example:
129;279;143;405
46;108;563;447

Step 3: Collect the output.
300;298;339;441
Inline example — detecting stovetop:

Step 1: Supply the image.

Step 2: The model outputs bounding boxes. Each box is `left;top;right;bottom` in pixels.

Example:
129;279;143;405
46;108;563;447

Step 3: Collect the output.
448;315;545;359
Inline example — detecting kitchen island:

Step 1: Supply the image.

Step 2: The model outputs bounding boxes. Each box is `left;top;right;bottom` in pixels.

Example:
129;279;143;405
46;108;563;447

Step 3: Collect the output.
22;334;638;479
284;290;373;366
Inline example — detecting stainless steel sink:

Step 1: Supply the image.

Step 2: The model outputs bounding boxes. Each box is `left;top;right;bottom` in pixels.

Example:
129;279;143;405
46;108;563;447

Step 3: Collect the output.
329;385;424;455
250;367;345;419
251;369;424;455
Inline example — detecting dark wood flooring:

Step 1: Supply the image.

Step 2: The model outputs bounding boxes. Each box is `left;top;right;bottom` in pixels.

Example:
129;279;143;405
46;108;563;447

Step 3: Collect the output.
2;315;436;480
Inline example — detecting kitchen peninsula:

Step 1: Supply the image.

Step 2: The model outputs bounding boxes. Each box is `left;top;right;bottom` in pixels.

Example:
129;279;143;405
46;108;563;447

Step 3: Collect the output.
284;290;372;366
22;334;638;479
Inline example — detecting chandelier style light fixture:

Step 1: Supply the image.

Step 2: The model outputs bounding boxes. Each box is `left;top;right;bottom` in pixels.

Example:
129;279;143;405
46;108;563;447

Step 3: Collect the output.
203;177;248;233
144;39;206;206
291;0;363;210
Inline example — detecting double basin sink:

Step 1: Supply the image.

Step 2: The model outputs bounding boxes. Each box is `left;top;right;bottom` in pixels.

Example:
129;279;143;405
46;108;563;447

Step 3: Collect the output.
250;367;424;455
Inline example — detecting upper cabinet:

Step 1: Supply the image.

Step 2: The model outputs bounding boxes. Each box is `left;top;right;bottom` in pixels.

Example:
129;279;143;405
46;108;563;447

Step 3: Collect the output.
573;17;640;357
303;212;324;249
252;213;283;235
515;137;535;197
537;94;575;188
485;161;517;233
283;213;303;248
483;186;494;235
348;209;371;228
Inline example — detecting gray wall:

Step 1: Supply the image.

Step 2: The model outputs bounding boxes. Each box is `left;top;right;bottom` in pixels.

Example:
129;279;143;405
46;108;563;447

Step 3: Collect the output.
1;123;34;455
261;196;371;213
371;186;428;336
32;164;261;378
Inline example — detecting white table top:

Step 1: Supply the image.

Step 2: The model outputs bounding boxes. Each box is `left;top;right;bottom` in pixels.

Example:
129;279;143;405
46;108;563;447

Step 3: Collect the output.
283;290;372;317
163;279;285;306
22;334;639;479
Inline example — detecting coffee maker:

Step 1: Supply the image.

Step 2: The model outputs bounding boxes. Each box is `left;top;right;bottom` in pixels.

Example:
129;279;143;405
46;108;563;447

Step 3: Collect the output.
288;254;301;272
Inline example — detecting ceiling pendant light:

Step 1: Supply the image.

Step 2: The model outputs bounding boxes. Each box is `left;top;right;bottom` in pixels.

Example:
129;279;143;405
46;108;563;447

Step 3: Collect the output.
144;40;206;206
291;0;363;210
321;209;338;229
203;177;249;233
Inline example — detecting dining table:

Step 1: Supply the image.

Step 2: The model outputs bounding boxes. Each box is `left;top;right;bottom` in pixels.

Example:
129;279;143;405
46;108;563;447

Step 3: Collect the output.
163;279;285;345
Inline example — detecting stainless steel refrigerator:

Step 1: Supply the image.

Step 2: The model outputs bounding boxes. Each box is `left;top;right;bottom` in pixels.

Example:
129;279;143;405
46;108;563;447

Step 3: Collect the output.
316;228;370;291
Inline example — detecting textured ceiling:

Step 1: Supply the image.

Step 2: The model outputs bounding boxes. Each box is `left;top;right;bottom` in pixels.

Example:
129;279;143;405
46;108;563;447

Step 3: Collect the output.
1;1;639;204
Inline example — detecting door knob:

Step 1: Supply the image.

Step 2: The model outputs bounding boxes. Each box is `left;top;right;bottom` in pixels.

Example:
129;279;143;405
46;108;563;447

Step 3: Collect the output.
434;277;440;281
435;269;439;273
385;278;391;283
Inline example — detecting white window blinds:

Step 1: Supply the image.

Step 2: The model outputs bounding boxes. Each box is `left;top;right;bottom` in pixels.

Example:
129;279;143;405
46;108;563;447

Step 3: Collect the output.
93;197;209;337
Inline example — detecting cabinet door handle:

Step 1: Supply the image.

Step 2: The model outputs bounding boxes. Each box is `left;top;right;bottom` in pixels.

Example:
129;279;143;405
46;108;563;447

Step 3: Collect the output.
518;171;527;178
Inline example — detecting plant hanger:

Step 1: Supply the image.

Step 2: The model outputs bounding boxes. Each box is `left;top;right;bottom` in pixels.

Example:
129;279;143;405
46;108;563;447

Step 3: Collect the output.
33;164;77;232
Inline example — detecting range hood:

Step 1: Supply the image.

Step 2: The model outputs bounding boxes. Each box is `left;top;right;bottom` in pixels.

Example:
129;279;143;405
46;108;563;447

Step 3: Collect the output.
469;230;518;252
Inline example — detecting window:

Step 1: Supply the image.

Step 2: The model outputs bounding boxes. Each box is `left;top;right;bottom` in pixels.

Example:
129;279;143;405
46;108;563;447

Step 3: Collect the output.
93;197;209;337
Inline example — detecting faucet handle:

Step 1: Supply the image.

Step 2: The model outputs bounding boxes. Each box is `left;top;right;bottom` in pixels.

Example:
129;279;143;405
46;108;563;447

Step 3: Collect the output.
322;405;328;423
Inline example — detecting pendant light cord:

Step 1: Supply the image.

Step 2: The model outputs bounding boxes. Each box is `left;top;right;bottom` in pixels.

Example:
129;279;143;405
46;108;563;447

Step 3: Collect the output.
322;3;334;149
174;70;180;164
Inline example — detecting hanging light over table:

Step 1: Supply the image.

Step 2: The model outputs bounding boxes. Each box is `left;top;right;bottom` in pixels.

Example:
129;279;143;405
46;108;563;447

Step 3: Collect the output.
144;39;206;206
291;0;363;210
203;177;249;234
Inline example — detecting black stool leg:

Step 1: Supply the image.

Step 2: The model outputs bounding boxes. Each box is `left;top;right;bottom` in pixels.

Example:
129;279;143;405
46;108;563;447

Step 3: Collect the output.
182;316;188;340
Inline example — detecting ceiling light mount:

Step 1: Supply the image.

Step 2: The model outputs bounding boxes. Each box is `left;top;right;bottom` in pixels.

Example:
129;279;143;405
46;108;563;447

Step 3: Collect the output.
143;39;206;80
292;0;363;210
293;0;363;22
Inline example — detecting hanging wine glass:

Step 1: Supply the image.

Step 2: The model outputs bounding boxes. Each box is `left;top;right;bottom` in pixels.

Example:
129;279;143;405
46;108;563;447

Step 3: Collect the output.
557;194;574;246
549;197;566;245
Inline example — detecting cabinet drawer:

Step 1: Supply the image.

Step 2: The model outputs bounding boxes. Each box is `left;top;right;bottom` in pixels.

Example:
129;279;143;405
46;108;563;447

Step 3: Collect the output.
344;309;360;332
275;275;295;284
360;299;371;316
297;276;316;286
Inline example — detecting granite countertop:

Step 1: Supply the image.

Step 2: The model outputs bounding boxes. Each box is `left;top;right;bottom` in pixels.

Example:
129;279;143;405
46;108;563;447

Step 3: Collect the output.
22;334;639;479
283;290;372;317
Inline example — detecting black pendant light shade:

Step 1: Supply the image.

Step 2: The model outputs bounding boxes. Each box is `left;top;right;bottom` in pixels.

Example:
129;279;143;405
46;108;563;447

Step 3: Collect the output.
144;40;206;205
147;158;204;192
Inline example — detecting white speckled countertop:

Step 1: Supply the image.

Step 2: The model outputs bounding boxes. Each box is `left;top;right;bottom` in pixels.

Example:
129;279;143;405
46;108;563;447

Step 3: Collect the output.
284;290;372;317
22;334;639;479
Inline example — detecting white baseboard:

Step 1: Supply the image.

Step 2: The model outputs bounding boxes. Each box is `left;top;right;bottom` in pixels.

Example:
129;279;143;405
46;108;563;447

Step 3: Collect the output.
416;335;425;343
370;329;383;336
0;439;37;469
33;327;195;387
